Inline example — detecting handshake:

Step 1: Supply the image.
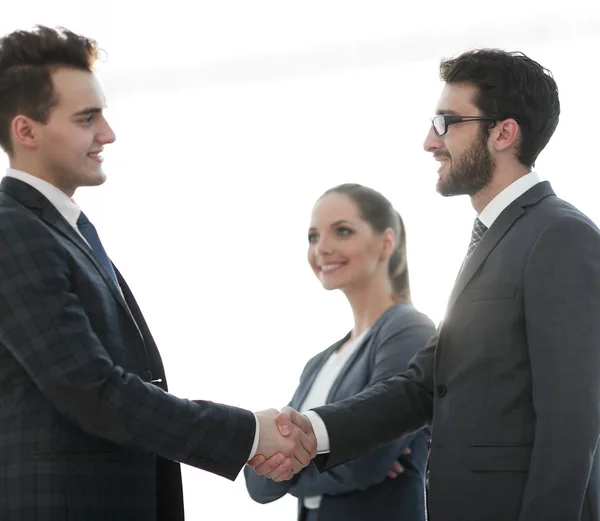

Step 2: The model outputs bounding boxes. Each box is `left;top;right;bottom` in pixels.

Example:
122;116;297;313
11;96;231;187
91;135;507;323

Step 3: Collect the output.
250;406;316;481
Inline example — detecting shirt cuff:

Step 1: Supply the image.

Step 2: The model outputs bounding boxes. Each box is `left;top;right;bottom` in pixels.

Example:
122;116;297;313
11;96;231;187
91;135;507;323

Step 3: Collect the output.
304;410;330;453
248;413;260;460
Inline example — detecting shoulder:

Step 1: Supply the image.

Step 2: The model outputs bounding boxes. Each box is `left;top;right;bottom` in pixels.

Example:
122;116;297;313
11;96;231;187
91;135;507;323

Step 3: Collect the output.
533;194;598;233
376;302;436;337
0;200;49;241
532;201;600;248
0;197;66;266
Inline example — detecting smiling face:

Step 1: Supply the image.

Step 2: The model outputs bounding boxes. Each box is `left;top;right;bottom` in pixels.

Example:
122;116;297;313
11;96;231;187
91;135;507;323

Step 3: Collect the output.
12;67;116;196
307;193;391;294
423;82;496;197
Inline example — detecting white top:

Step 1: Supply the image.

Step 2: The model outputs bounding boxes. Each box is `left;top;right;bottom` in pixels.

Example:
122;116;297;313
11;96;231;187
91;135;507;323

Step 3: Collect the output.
300;329;369;509
306;171;543;455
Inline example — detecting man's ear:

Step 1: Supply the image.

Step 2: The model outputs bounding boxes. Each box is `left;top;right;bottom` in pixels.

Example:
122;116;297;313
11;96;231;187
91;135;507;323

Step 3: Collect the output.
491;118;519;153
12;115;42;151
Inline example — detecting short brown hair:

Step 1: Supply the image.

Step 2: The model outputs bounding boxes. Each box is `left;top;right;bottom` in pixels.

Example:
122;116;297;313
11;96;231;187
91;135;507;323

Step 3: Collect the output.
0;25;99;155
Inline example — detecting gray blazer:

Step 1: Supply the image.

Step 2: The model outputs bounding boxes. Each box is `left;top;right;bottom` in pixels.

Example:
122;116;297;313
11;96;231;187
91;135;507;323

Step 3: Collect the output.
312;182;600;521
0;177;256;521
245;302;435;520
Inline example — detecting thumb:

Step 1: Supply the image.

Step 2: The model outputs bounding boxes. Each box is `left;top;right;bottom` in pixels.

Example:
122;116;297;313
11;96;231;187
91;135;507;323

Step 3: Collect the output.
276;406;295;437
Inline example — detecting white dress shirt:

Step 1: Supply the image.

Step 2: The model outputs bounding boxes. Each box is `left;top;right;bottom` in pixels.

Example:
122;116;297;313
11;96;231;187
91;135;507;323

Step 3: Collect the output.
299;329;369;509
306;171;542;454
478;171;540;228
6;168;83;233
4;168;262;459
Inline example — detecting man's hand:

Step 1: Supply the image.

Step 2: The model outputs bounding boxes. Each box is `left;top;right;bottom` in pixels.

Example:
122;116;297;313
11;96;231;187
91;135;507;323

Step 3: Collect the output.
252;408;316;481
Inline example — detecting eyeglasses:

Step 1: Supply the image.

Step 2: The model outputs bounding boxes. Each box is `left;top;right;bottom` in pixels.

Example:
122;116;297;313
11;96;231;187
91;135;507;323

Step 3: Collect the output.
431;115;497;137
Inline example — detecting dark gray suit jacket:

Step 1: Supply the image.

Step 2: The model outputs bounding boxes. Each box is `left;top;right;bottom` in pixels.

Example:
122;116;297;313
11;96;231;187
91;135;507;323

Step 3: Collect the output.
312;182;600;521
244;302;435;520
0;177;256;521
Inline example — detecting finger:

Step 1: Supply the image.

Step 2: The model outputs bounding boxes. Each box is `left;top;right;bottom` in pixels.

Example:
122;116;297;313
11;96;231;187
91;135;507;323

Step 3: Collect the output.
401;448;411;455
290;432;314;467
264;458;293;481
252;453;286;476
388;469;398;478
291;451;311;474
247;455;266;468
279;406;314;436
391;460;404;474
272;469;294;482
285;425;318;469
276;407;294;436
297;428;317;459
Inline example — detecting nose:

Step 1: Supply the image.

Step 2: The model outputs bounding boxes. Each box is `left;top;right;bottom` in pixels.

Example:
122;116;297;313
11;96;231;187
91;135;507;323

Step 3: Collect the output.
98;117;117;145
423;125;442;153
315;235;334;256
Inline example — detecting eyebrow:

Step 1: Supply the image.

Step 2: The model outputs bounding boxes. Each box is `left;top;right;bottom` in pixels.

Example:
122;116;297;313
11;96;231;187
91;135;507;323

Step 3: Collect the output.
435;109;460;116
72;107;103;118
308;219;353;231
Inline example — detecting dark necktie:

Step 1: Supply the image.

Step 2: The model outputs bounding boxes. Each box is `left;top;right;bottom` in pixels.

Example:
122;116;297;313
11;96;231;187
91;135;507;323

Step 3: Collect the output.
466;217;488;258
77;212;119;285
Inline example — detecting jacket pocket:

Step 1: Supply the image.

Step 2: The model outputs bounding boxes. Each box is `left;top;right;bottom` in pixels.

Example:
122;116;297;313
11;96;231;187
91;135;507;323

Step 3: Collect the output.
468;445;532;471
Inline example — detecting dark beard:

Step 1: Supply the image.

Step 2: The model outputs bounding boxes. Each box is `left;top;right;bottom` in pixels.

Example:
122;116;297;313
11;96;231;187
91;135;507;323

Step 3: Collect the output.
437;127;495;197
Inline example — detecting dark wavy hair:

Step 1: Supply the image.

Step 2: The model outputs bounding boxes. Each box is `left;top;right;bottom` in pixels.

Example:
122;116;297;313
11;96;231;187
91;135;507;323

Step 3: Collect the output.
440;48;560;168
0;25;99;155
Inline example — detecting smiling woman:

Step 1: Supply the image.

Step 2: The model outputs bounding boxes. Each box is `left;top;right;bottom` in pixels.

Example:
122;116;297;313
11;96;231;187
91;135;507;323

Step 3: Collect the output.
244;183;435;521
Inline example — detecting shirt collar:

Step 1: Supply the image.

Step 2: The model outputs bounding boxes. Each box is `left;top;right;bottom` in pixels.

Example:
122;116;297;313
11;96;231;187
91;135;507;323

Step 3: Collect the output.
478;171;541;228
5;168;82;228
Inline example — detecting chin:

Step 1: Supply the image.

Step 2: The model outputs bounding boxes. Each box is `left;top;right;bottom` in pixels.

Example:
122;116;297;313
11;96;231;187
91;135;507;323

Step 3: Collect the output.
317;276;345;291
83;171;107;187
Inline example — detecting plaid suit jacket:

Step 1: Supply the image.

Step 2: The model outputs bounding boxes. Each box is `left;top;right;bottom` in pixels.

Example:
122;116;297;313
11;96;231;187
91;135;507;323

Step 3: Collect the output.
0;177;255;521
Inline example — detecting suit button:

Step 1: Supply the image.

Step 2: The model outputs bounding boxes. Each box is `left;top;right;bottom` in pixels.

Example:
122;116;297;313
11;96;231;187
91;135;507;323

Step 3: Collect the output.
427;439;432;449
436;384;447;397
141;370;153;382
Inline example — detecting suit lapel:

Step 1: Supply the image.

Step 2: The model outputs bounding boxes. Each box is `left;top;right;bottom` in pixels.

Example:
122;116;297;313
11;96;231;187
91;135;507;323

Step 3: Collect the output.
0;177;141;336
290;335;349;409
446;181;555;312
326;328;374;402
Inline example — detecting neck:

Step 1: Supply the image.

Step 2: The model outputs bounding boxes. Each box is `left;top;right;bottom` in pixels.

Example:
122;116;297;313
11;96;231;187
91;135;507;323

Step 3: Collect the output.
343;280;396;339
470;163;530;214
9;160;75;198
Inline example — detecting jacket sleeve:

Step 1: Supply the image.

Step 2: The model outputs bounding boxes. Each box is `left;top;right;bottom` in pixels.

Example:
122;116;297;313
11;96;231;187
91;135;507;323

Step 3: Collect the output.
243;464;297;503
518;215;600;520
0;215;255;481
288;315;435;496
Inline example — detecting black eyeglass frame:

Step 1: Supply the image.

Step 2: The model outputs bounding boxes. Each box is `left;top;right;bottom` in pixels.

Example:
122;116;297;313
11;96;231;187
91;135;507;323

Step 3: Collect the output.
431;115;497;137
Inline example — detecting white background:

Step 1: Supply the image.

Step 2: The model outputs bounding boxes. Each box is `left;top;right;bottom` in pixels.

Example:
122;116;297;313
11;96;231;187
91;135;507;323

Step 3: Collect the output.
2;2;599;518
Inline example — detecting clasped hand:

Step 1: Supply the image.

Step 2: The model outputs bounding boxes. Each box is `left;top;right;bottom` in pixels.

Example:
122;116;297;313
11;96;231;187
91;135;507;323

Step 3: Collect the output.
250;406;314;481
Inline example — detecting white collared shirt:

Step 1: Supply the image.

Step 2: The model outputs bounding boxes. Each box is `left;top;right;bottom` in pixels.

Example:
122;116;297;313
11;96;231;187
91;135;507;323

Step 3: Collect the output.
478;171;541;228
5;168;83;234
300;329;370;509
